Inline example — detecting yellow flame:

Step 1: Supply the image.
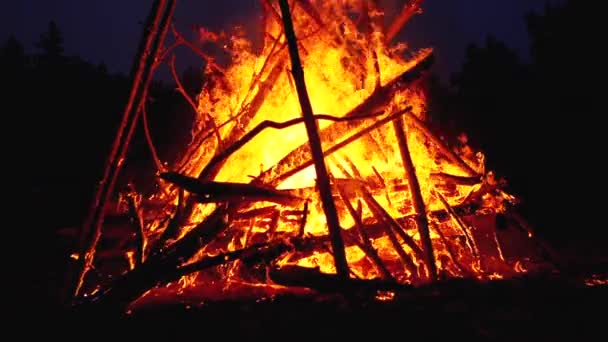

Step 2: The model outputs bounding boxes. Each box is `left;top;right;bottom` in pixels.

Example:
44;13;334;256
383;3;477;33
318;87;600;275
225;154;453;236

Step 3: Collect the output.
135;0;522;291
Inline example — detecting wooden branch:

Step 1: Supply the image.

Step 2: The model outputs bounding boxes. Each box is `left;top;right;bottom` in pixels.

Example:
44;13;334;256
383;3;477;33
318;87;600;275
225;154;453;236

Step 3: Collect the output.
279;0;349;279
404;112;478;177
198;111;385;181
363;0;381;90
140;89;166;173
169;24;225;75
256;49;433;186
269;265;411;294
268;107;411;186
150;188;184;255
160;172;303;206
385;0;424;44
169;54;222;146
429;223;472;277
361;190;420;279
430;172;482;186
126;189;145;266
298;201;309;238
68;0;176;301
432;188;479;259
335;180;395;281
392;115;437;280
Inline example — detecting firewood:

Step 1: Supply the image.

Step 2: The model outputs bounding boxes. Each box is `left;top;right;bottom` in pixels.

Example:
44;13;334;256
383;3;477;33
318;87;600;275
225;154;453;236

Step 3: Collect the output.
361;190;420;279
68;0;177;301
279;0;350;279
268;265;411;294
433;189;479;259
160;172;303;206
430;172;482;186
298;201;309;238
199;112;386;181
268;107;412;185
335;180;395;281
126;190;145;266
234;206;278;220
392;115;437;280
430;223;473;277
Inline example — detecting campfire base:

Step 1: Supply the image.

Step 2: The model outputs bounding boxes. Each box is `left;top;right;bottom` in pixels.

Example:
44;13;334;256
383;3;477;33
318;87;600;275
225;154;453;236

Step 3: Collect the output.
45;272;607;341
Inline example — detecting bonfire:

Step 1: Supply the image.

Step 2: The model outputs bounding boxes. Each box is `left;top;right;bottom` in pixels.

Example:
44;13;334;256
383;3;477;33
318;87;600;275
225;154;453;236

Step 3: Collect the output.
65;0;556;312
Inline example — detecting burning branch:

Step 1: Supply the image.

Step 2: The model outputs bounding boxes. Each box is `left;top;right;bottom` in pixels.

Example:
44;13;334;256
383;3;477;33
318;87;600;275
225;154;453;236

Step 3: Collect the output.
140;90;166;173
199;111;386;181
335;179;395;281
169;54;222;146
392;115;437;280
256;50;434;186
266;107;413;185
126;188;146;266
432;189;479;259
279;0;350;278
385;0;424;44
160;172;303;206
68;0;176;301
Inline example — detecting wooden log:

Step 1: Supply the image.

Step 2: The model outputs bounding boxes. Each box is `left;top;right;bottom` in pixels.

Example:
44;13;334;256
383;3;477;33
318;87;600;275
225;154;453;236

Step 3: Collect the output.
335;180;395;281
68;0;176;301
279;0;349;279
160;172;303;206
198;112;385;181
433;189;479;259
392;115;437;280
255;50;434;186
126;191;145;266
361;190;420;279
268;265;412;293
430;172;482;186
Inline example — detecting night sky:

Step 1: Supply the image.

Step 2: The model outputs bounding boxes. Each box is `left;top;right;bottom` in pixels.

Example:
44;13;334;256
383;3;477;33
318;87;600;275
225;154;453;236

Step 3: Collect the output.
1;0;564;80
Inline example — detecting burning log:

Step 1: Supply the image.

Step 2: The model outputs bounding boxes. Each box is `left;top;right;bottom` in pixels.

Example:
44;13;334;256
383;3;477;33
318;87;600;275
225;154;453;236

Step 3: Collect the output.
430;223;473;277
269;107;412;185
68;0;177;301
430;172;482;186
361;190;420;279
151;188;184;254
126;190;145;266
198;112;386;181
433;189;479;259
279;0;350;278
335;180;395;281
269;265;411;294
392;115;437;280
160;172;303;206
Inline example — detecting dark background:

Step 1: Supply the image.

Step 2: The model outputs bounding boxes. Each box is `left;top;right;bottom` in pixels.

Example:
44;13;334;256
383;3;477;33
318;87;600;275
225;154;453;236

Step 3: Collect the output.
2;0;605;315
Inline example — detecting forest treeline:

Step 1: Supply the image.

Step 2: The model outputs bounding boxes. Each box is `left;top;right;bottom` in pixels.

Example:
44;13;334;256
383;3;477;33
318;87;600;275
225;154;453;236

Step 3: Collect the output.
2;0;601;247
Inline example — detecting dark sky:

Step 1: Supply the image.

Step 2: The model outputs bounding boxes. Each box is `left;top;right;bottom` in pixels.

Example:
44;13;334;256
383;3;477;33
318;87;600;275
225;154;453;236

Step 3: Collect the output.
1;0;564;80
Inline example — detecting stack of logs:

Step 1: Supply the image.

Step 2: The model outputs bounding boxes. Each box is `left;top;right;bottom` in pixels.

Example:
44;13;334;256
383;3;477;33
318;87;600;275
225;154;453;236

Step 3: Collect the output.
66;0;547;314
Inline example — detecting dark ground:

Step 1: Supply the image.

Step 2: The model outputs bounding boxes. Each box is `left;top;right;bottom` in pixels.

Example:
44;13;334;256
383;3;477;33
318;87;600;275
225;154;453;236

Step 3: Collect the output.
23;273;608;341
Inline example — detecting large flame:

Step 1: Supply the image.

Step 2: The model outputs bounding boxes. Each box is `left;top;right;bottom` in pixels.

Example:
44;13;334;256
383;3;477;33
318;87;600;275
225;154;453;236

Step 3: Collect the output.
122;0;530;303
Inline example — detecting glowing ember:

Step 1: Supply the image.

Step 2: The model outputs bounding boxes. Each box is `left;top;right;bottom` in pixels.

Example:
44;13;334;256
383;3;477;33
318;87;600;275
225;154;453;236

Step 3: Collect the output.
584;274;608;287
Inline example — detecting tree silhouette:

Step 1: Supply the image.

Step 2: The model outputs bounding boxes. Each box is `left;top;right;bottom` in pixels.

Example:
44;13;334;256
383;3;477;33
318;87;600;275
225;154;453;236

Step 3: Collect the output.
434;0;605;245
36;20;65;58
